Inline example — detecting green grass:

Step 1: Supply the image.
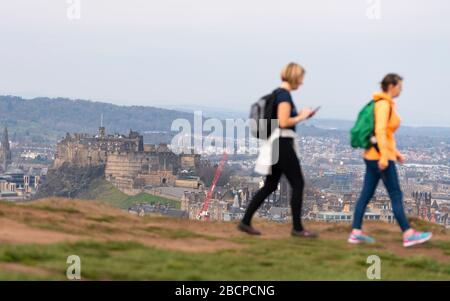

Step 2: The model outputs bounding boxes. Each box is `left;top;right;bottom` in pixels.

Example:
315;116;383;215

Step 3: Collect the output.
78;178;180;209
29;205;82;214
86;215;117;223
1;198;448;280
427;240;450;255
124;193;181;209
143;226;217;240
78;178;129;206
409;217;448;234
1;235;450;280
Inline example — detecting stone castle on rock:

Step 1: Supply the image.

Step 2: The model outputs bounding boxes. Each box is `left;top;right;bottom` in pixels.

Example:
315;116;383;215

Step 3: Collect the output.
54;126;201;194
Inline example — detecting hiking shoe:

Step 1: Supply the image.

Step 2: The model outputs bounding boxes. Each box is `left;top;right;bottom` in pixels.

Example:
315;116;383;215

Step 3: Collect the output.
403;230;432;248
348;232;375;244
237;222;261;236
291;229;318;238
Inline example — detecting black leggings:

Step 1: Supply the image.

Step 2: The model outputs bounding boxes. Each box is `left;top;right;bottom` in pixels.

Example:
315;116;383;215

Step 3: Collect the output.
242;137;305;231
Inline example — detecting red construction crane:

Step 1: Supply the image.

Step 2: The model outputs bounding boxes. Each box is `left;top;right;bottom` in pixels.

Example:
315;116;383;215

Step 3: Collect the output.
197;152;228;221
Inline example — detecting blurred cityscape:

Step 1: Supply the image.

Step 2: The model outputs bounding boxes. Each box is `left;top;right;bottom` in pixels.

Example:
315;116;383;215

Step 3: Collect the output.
1;122;449;229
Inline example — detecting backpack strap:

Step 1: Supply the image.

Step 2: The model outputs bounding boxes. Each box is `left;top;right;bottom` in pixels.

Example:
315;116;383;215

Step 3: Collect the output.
268;88;281;119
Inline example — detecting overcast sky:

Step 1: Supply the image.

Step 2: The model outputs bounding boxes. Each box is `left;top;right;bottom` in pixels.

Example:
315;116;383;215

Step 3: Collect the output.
1;0;449;126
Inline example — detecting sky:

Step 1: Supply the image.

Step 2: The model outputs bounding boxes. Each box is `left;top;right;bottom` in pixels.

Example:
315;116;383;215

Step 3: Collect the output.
0;0;449;126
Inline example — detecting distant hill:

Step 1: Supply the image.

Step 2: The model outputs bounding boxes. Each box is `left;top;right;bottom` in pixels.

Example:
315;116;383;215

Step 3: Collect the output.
0;95;195;144
162;104;450;138
1;95;449;145
0;95;344;144
307;118;450;138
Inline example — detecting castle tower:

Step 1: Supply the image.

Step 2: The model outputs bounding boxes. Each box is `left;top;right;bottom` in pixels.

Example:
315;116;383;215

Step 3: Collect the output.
98;114;106;138
1;126;12;172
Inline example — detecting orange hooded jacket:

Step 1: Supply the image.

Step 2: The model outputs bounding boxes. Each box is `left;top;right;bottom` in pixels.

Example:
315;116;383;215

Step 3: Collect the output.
364;91;402;167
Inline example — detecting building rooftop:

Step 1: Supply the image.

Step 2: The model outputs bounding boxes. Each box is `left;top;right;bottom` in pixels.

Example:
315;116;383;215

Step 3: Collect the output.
4;168;25;175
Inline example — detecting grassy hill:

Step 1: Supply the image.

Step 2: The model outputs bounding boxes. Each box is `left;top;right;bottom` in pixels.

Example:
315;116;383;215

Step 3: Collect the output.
79;178;181;209
0;198;449;280
35;163;180;209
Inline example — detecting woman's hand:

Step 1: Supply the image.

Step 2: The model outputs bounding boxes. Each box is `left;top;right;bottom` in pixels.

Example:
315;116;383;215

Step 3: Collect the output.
378;160;388;171
297;108;314;122
278;104;314;128
397;153;406;164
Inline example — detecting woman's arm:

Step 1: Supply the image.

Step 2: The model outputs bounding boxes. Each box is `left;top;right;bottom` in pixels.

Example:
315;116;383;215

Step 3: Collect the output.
277;102;312;128
374;100;391;169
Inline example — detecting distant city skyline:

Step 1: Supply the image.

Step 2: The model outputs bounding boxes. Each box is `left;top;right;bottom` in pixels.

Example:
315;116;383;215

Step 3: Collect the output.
1;0;449;126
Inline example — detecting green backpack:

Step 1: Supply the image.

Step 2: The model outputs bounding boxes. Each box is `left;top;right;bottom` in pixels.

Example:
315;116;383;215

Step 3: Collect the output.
350;100;391;150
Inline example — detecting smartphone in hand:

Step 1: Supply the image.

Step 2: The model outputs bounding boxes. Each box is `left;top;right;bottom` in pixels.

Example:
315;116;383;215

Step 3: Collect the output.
308;106;321;118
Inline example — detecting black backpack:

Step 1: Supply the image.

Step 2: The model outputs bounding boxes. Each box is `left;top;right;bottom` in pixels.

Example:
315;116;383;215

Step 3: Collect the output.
249;90;278;140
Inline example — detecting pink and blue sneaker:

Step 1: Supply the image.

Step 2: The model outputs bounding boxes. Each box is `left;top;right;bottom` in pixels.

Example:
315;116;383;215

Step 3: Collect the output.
403;230;432;247
348;232;376;244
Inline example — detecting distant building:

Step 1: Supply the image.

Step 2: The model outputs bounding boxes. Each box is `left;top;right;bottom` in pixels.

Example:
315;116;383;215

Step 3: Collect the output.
54;126;202;195
54;127;144;168
316;211;381;222
0;127;12;172
181;190;245;221
0;167;41;199
105;147;180;193
316;211;353;222
329;172;354;193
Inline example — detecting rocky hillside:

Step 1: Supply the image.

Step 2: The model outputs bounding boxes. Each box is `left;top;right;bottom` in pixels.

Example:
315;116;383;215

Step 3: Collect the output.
34;163;106;199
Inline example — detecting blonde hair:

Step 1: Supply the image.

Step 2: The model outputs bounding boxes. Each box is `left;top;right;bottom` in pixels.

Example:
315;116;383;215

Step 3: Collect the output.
280;62;305;87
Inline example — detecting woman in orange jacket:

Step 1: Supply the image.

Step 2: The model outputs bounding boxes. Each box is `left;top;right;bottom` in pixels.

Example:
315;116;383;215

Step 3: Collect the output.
348;74;432;248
